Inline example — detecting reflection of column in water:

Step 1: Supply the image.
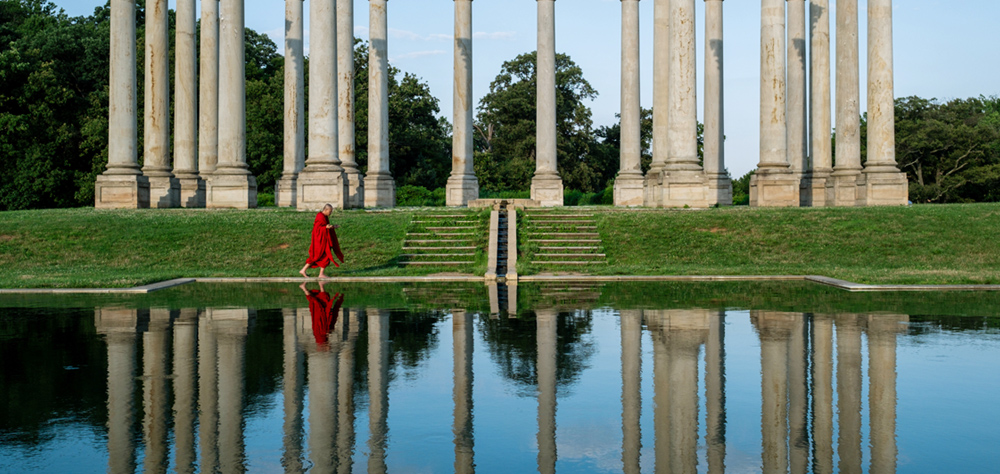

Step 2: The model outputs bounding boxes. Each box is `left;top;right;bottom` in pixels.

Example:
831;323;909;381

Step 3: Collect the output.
868;314;906;474
215;309;252;474
811;315;834;474
507;282;518;317
788;314;809;474
308;311;340;473
668;311;708;474
96;308;141;474
337;308;360;474
705;311;726;474
649;310;671;474
620;310;642;474
198;311;220;473
281;308;305;472
536;309;557;474
754;311;792;474
836;314;863;474
172;309;198;474
368;308;390;474
143;309;173;474
453;310;475;474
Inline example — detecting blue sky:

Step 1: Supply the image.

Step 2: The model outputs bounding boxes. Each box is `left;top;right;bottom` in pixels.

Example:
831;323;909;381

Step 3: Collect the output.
54;0;1000;178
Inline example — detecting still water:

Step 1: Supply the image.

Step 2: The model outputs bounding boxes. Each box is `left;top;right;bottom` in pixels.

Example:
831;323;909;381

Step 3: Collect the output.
1;282;999;473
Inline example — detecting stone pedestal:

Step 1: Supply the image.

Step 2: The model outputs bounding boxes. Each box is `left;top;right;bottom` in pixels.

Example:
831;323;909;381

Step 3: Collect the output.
825;171;861;207
750;172;801;207
655;172;711;208
344;170;365;209
859;171;908;206
297;170;347;211
530;176;563;207
207;173;257;209
614;174;645;207
96;175;150;209
147;176;180;209
364;173;395;208
706;174;733;207
446;175;479;207
275;177;298;208
800;171;830;207
177;177;205;208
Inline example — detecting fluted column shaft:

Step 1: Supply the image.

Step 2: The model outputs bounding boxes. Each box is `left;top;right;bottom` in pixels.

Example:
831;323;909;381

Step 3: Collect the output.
758;0;788;170
278;0;305;207
650;0;670;175
531;0;563;206
199;0;219;176
364;0;395;208
810;0;832;173
866;0;897;172
788;0;808;179
174;0;198;180
339;0;363;208
665;0;699;171
620;0;641;177
308;0;341;171
446;0;480;207
703;0;724;177
217;2;247;167
107;0;139;175
835;0;862;173
143;0;170;177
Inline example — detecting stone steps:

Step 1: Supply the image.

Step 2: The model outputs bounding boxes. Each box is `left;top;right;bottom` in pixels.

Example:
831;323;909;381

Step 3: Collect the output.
535;253;606;258
521;210;606;268
400;211;485;268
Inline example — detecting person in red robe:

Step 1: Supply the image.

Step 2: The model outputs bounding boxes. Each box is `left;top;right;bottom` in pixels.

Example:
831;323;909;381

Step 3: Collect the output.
300;282;344;350
298;203;345;278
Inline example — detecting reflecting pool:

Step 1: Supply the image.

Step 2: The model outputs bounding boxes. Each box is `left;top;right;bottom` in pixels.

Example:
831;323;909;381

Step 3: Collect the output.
1;282;999;473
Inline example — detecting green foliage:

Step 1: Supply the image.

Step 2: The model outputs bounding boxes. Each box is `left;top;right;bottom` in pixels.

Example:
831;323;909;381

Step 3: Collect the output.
563;186;613;206
395;185;445;207
479;189;530;200
732;169;754;206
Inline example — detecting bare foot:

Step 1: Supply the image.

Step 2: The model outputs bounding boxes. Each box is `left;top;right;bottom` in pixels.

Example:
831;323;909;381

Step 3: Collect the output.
318;271;327;279
299;269;309;278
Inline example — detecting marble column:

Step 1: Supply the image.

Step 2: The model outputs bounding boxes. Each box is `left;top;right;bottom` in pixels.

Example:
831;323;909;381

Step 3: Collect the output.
868;315;906;474
173;311;198;474
198;313;220;473
453;311;475;474
811;315;834;474
277;0;306;208
210;0;258;208
836;315;863;474
704;0;732;206
143;0;179;208
368;309;390;473
827;0;862;206
96;0;149;209
536;309;557;474
860;0;909;205
620;310;642;474
788;0;808;205
339;0;365;208
447;0;480;207
96;309;140;473
299;0;347;210
614;0;645;207
364;0;396;208
645;0;670;206
705;311;726;474
307;331;338;472
751;0;800;207
174;0;204;207
281;308;305;472
530;0;564;207
142;310;172;473
806;0;832;206
755;311;791;474
199;0;220;179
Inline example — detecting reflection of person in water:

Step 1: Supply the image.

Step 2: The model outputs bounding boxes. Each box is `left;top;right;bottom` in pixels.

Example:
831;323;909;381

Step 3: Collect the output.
300;282;344;350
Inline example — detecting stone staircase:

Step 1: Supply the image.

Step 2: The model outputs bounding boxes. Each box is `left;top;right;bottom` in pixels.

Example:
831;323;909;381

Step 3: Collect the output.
400;211;487;268
521;209;607;268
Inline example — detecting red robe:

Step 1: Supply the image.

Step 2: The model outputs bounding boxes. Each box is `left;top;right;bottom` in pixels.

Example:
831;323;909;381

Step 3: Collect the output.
306;290;344;350
305;212;345;269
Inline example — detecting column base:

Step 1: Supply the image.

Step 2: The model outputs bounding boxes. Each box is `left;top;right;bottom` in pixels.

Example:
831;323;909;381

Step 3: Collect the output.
206;173;257;209
799;172;830;207
750;171;801;207
706;174;733;207
297;169;348;210
94;174;150;209
530;175;564;207
363;173;396;208
825;171;861;207
858;170;909;206
650;171;712;208
643;170;663;207
446;174;480;207
177;176;206;208
344;168;365;209
613;173;645;207
146;175;180;208
275;175;298;208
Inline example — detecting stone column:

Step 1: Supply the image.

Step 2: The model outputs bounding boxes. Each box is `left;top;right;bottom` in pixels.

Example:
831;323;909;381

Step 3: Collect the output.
142;310;172;473
645;0;670;207
199;0;220;179
210;0;258;208
530;0;564;207
453;311;475;474
704;0;732;207
827;0;862;206
306;332;338;472
536;309;557;474
788;0;808;206
447;0;480;207
364;0;396;208
339;0;365;208
750;0;800;207
836;315;863;474
806;0;832;206
668;315;706;474
198;312;220;473
705;311;726;474
336;310;359;474
174;0;204;207
755;311;792;473
614;0;644;207
811;315;834;474
298;0;347;210
860;0;909;205
277;0;305;207
281;308;305;472
868;315;906;474
143;0;179;208
96;0;149;209
620;310;642;474
172;311;198;474
788;315;809;473
96;309;140;473
649;311;671;473
367;309;390;473
214;309;252;474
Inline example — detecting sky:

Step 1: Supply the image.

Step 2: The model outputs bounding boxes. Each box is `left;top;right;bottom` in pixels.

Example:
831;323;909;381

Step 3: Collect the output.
53;0;1000;179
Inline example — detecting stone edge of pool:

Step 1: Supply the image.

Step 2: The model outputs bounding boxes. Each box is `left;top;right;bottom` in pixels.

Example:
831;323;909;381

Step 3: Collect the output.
3;275;1000;294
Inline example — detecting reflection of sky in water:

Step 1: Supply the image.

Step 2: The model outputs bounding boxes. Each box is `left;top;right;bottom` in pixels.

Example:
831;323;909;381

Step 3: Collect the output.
1;297;999;473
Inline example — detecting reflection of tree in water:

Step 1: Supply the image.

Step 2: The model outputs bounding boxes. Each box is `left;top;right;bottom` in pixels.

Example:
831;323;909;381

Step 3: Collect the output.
387;310;448;381
478;310;597;397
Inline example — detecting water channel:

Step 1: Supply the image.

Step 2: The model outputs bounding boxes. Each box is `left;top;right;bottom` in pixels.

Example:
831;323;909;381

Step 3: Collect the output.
1;281;998;473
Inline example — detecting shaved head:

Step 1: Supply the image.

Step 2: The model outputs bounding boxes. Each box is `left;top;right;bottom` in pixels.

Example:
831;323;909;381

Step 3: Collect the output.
322;204;333;215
